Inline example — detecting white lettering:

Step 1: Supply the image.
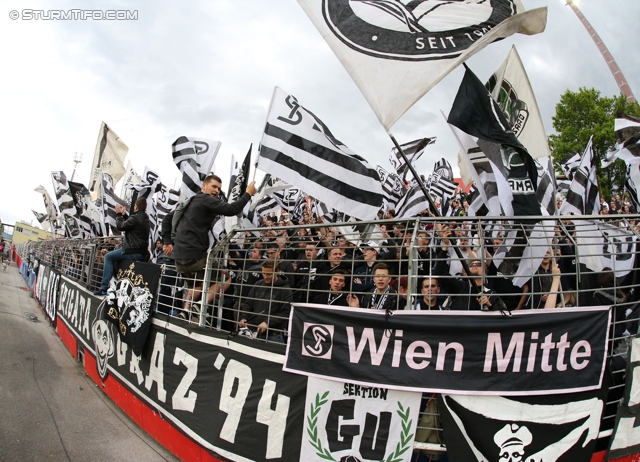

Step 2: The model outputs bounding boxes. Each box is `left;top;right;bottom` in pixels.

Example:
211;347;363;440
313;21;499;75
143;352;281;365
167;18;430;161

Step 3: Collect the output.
347;327;390;366
484;333;524;372
556;333;571;371
570;340;591;370
436;342;464;371
540;334;556;372
219;360;252;444
405;341;431;370
257;379;290;459
172;347;198;413
129;352;144;385
144;333;167;402
526;332;539;372
415;37;424;49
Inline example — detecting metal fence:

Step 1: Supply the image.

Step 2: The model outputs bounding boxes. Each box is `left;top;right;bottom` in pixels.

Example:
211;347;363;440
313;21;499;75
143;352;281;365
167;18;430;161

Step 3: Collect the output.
16;214;640;453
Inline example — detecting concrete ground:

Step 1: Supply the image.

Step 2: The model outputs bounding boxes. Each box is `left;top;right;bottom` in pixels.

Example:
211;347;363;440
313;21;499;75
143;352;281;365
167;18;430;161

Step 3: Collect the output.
0;261;178;462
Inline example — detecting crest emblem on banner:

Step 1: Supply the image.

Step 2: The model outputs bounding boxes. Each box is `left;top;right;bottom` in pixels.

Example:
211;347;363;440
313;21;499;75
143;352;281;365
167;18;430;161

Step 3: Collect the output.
302;323;334;359
322;0;518;60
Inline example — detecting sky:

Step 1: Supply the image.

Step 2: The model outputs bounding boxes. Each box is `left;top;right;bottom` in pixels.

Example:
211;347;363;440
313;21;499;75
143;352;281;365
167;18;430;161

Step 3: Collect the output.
1;0;638;228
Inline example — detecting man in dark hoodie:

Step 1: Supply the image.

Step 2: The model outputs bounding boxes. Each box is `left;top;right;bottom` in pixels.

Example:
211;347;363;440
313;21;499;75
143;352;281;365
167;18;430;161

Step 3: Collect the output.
94;197;150;295
170;174;256;309
238;259;293;344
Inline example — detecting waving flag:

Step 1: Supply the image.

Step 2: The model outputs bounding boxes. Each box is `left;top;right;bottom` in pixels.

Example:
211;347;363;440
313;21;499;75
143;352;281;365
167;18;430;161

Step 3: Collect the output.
32;210;51;232
172;136;221;198
376;165;405;209
389;137;435;181
89;121;128;191
51;171;83;239
34;185;59;233
68;180;105;238
486;45;551;159
559;138;599;216
101;173;128;235
605;114;640;209
297;0;546;129
258;87;383;221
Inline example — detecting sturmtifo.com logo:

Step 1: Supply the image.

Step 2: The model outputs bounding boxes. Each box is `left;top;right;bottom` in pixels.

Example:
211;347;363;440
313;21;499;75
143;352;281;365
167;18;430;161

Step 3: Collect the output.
322;0;520;61
302;323;334;359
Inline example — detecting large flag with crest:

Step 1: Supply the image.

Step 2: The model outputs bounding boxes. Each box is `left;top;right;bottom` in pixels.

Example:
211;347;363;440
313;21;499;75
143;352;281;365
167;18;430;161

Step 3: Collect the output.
486;45;550;159
258;87;384;221
172;136;221;198
297;0;547;129
89;121;129;191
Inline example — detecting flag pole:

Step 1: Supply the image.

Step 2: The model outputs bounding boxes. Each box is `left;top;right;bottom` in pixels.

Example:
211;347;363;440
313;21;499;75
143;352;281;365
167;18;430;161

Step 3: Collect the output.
387;131;482;296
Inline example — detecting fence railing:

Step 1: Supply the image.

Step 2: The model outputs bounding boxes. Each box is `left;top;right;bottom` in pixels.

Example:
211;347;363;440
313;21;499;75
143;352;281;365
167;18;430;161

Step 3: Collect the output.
16;214;640;451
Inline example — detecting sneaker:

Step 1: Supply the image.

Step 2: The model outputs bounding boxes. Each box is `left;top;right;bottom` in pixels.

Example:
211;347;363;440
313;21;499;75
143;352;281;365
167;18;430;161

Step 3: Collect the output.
93;289;107;296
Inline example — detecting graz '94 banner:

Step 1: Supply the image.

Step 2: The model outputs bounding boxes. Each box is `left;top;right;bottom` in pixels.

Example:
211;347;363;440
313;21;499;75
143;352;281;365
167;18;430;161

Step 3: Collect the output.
284;304;610;395
56;276;307;462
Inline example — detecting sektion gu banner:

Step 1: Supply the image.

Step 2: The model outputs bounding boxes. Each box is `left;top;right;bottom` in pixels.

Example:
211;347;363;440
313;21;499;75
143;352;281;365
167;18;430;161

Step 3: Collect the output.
300;377;421;462
284;304;610;395
104;261;162;356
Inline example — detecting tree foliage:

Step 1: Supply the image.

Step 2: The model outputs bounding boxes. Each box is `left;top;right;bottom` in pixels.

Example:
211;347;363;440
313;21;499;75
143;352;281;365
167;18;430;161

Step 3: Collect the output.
549;87;640;200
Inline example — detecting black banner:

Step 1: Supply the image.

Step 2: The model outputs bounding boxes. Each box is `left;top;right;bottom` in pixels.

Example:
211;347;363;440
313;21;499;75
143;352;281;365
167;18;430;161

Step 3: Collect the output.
34;263;60;326
284;304;610;395
104;261;162;356
56;276;307;462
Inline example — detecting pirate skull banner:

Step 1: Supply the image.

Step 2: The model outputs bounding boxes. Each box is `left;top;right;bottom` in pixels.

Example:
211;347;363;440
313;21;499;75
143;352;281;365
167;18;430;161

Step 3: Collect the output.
437;379;610;462
104;261;162;356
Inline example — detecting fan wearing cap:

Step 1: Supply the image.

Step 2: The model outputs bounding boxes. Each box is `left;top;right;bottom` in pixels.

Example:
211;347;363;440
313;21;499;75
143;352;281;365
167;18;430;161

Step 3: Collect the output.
348;263;399;311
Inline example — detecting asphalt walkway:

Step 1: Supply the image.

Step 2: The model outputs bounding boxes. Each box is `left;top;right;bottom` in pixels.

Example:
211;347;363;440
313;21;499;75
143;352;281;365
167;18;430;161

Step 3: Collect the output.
0;262;178;462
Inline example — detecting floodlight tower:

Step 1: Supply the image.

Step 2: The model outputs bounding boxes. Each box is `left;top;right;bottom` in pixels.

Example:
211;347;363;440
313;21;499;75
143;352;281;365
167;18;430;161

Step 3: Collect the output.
70;152;82;181
566;0;636;102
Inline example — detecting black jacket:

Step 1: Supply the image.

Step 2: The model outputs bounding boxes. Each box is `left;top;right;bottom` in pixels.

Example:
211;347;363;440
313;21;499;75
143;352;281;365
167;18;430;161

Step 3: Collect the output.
240;275;293;334
173;192;250;261
116;210;150;255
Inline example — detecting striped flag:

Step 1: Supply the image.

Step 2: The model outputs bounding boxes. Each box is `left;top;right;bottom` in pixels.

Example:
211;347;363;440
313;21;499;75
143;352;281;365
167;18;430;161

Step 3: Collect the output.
101;173;127;235
171;136;221;198
89;122;128;191
395;183;429;219
258;87;383;221
559;137;600;216
536;158;557;216
51;171;84;239
428;157;457;215
560;151;582;180
253;195;280;218
433;157;454;181
34;185;59;233
389;137;435;181
154;184;180;243
376;165;405;209
466;184;489;217
68;181;105;238
604;114;640;209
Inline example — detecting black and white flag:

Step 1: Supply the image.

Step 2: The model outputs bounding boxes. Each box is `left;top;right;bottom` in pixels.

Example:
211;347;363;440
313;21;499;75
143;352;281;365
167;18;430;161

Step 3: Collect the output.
32;210;51;232
536;157;557;216
395;182;429;218
101;173;128;235
438;383;609;462
604;114;640;210
258;87;383;221
560;151;582;181
389;137;435;182
172;136;221;198
376;165;406;210
428;158;457;216
89;121;128;191
120;160;140;206
68;181;105;238
51;171;83;239
34;185;59;233
126;167;163;207
449;66;540;219
559;137;600;216
104;261;162;356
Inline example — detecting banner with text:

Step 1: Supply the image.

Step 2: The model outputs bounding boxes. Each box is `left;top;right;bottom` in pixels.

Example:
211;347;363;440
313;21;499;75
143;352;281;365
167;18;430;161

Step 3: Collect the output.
34;263;60;326
300;377;421;462
284;304;610;396
56;276;307;462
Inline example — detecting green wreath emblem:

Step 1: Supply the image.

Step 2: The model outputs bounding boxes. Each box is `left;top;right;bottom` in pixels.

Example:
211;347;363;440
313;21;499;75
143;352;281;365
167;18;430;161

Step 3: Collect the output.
306;392;413;462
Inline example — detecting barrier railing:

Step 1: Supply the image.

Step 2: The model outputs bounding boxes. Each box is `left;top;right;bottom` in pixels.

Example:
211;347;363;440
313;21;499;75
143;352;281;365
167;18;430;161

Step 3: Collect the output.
17;214;640;452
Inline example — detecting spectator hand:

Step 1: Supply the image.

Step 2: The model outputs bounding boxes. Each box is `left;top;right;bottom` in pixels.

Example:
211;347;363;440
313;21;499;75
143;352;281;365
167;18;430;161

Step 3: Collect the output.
257;322;268;334
246;181;257;196
163;244;173;256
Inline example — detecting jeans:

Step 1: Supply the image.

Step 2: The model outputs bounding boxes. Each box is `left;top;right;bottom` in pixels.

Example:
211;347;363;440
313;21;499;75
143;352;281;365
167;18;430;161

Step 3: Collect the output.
101;248;145;290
